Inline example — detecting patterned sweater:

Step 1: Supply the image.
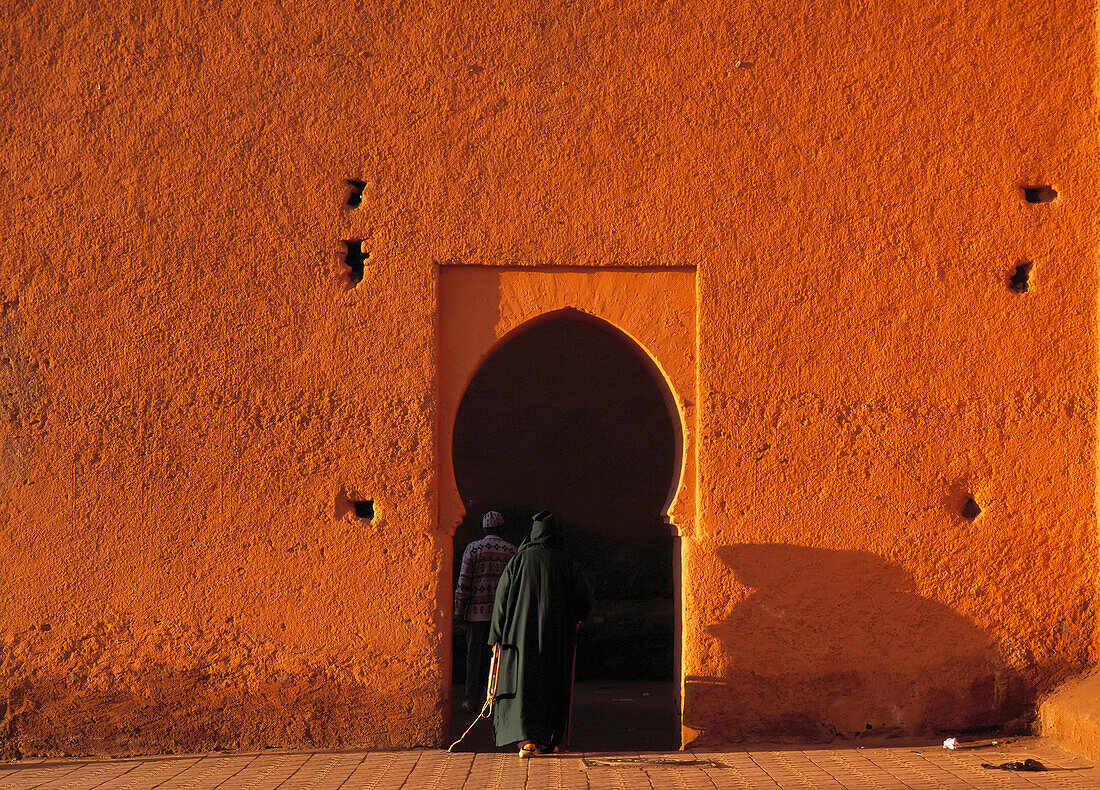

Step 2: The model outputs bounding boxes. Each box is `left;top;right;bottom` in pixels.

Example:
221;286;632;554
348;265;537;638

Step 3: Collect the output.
454;534;517;622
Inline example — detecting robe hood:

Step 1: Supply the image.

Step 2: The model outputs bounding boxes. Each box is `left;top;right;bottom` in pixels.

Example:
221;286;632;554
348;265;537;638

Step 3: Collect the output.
521;510;563;549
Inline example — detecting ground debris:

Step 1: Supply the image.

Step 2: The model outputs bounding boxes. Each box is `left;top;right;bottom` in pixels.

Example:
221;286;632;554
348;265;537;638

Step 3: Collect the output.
943;736;1016;750
583;756;727;768
981;759;1046;772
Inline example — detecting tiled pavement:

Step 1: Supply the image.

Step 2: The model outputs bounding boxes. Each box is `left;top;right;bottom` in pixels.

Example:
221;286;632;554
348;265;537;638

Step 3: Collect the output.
0;739;1095;789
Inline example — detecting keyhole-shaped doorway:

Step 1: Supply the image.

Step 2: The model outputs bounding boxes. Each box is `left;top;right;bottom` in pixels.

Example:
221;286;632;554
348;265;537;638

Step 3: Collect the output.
450;312;681;751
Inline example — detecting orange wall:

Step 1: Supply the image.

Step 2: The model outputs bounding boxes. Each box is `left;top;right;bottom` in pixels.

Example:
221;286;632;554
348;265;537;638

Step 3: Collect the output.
0;0;1096;755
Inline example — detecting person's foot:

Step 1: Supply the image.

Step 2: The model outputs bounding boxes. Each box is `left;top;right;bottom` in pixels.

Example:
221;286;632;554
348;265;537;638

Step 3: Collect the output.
519;742;538;758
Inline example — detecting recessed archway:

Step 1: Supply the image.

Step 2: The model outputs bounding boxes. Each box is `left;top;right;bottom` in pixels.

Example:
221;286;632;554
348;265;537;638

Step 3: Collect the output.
449;311;682;750
436;264;697;750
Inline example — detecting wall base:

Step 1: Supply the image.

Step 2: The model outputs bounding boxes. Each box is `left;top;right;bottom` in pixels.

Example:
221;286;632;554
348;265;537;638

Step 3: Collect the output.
1038;670;1100;761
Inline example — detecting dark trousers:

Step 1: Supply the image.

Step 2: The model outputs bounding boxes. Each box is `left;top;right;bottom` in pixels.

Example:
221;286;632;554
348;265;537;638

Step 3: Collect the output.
464;620;492;710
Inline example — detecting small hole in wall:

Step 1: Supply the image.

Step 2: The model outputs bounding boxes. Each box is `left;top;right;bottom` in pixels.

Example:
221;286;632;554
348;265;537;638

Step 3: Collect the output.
346;179;366;207
344;240;368;285
1022;185;1057;204
961;497;982;521
353;500;374;519
1008;262;1032;294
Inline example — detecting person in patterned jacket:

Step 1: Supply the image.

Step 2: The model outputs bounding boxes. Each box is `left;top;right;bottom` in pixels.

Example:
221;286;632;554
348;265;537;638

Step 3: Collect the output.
455;510;517;712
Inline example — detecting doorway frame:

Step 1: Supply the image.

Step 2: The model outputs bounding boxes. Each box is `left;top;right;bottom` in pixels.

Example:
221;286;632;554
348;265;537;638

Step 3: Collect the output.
435;264;697;747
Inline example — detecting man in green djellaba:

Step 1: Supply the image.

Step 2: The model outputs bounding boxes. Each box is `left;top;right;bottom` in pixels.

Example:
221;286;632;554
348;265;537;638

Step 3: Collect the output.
488;511;592;757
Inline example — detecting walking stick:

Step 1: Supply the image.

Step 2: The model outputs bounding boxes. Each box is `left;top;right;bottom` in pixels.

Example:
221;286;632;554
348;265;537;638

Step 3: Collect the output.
565;622;580;749
447;643;502;752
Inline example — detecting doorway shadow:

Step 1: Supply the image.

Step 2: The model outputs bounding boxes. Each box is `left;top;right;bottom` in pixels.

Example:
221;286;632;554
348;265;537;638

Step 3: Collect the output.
449;680;678;753
449;316;680;749
684;544;1031;746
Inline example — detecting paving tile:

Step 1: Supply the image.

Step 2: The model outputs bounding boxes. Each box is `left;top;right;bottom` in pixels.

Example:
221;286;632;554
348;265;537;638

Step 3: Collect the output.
7;761;144;790
92;756;204;789
0;762;88;790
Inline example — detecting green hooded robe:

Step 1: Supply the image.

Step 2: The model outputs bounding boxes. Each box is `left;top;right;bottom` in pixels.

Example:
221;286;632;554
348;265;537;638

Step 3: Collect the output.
488;511;592;749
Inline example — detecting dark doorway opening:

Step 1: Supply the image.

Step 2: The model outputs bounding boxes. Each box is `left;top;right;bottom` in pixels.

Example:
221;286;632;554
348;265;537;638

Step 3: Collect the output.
450;313;680;751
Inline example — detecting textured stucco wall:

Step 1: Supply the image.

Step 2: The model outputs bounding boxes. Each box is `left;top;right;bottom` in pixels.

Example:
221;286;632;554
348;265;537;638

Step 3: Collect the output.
0;0;1096;756
681;0;1099;743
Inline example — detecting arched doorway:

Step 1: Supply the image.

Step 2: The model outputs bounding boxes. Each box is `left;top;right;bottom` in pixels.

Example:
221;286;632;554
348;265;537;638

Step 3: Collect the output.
450;311;681;750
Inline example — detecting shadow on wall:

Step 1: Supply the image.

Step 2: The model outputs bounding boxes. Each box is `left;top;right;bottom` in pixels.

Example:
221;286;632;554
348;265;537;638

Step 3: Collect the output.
684;544;1032;746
